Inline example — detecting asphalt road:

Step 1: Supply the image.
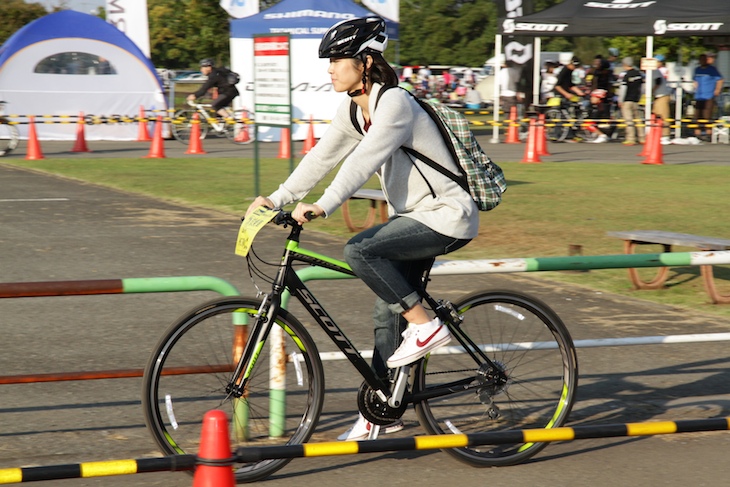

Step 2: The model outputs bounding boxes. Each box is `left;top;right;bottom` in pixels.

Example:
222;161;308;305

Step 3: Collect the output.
1;141;730;486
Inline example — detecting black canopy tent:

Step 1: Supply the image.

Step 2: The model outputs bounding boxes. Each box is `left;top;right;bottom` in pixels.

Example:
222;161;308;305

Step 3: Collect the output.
499;0;730;38
490;0;730;141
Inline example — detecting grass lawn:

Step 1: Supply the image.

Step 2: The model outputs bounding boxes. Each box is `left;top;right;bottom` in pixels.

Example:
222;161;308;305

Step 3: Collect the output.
4;157;729;320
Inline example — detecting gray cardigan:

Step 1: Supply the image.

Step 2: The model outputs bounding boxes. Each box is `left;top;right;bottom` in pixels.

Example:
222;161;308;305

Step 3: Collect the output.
268;83;479;239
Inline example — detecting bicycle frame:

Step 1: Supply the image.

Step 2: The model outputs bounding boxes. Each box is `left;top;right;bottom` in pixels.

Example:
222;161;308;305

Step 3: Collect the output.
226;216;506;408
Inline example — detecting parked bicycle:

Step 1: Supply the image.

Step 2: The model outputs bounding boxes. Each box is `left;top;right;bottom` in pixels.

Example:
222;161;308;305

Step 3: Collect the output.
142;208;578;482
170;100;253;145
0;101;19;157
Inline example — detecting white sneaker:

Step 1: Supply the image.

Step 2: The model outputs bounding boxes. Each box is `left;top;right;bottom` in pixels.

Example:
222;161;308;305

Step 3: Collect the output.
386;318;451;368
660;136;671;145
589;134;609;143
337;413;404;441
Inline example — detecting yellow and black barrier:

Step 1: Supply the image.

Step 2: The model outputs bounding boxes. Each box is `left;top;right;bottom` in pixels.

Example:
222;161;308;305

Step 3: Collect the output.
0;416;728;483
236;416;730;462
0;455;195;484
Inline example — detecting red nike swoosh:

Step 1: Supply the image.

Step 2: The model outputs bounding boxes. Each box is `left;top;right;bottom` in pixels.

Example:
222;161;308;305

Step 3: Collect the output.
416;325;443;347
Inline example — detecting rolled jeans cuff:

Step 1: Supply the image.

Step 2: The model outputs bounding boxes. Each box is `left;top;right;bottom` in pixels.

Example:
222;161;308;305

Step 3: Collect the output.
387;290;421;315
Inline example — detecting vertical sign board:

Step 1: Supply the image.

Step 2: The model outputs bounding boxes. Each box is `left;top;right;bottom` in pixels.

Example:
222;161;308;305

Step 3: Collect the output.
253;35;292;195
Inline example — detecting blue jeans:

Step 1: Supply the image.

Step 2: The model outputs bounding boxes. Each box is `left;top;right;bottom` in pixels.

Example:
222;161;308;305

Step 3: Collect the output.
343;216;471;377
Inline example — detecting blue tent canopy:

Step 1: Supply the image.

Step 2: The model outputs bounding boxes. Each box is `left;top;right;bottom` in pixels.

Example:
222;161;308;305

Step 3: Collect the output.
230;0;399;40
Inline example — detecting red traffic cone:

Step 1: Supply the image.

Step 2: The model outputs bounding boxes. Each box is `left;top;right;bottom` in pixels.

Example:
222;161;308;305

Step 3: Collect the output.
505;106;520;144
25;115;45;160
137;105;152;142
192;410;235;487
234;110;251;143
536;113;551;156
71;112;91;153
185;113;207;154
642;117;664;165
278;127;291;159
300;116;316;154
144;115;166;159
521;118;541;164
637;114;655;157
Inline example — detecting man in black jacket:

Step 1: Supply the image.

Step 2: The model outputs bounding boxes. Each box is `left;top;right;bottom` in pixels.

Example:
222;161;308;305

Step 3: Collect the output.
186;58;240;118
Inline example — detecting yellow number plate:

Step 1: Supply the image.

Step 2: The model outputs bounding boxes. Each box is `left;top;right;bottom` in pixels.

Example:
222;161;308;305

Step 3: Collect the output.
235;207;278;257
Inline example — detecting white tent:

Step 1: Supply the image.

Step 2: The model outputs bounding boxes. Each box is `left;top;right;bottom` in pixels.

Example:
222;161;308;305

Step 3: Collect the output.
0;10;166;140
229;0;398;141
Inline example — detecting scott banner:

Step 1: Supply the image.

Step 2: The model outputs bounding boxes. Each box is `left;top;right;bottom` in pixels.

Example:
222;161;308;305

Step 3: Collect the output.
494;0;535;100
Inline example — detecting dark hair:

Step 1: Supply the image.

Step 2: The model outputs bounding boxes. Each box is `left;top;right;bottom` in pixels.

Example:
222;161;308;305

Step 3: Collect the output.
365;52;399;87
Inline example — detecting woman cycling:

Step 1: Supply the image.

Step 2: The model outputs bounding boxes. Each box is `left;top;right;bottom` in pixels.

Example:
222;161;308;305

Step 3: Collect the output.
245;16;479;440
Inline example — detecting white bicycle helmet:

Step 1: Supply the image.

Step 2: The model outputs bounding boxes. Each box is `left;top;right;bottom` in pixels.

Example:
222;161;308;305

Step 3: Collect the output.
318;17;388;59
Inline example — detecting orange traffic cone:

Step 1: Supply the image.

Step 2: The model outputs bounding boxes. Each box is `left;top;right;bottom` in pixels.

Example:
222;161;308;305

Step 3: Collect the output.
192;410;235;487
234;110;251;143
642;117;664;165
71;112;91;153
505;106;520;144
637;114;655;157
536;113;551;156
521;118;541;163
300;116;316;154
25;115;45;160
278;127;291;159
144;116;166;159
137;105;152;142
185;113;207;154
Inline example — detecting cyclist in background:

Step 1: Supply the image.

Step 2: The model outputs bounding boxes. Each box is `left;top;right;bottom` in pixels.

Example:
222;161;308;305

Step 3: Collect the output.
245;17;478;440
186;58;239;119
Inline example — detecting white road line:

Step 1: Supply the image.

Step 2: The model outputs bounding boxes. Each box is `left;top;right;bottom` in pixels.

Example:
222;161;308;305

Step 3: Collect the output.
0;198;70;202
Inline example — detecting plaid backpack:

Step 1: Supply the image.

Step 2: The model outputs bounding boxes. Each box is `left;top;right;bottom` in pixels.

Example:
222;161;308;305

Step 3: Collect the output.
351;85;507;211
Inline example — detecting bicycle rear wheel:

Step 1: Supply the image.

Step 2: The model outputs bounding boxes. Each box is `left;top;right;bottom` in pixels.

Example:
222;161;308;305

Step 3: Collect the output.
224;110;254;145
170;109;208;143
142;296;325;483
0;120;19;156
543;108;569;142
413;290;578;467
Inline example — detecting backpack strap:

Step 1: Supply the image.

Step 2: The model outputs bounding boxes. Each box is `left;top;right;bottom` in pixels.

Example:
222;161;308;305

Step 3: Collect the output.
349;85;468;196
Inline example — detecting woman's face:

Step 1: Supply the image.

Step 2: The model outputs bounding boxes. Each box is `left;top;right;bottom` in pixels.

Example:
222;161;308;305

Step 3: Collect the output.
328;58;364;93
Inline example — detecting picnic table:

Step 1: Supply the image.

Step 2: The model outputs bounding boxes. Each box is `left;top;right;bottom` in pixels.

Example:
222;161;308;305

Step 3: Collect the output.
607;230;730;304
341;189;387;232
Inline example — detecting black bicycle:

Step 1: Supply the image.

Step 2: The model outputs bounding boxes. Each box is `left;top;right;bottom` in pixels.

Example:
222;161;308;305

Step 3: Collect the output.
142;208;578;482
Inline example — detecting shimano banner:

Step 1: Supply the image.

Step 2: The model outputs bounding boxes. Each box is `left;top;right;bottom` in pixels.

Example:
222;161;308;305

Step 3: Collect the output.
220;0;259;19
106;0;150;58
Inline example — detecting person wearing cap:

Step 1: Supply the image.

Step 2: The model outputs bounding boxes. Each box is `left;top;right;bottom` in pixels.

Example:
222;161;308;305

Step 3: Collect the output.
555;56;586;101
245;17;479;440
692;53;724;140
617;56;645;146
186;58;240;118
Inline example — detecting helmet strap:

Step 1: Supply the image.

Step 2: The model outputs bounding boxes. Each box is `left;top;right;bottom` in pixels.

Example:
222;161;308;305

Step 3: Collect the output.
347;53;370;98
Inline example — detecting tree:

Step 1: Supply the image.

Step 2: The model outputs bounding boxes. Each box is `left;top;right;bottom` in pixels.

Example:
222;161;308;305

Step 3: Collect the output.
0;0;48;46
148;0;230;68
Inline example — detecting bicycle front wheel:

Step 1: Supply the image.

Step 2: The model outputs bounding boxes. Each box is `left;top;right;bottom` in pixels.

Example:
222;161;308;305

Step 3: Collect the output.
170;109;208;143
413;290;578;467
0;120;19;156
142;297;325;483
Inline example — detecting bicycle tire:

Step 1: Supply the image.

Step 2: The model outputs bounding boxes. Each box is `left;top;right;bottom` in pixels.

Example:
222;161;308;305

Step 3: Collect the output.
142;296;325;483
0;119;19;156
170;109;208;143
223;111;254;145
543;108;569;142
413;290;578;467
